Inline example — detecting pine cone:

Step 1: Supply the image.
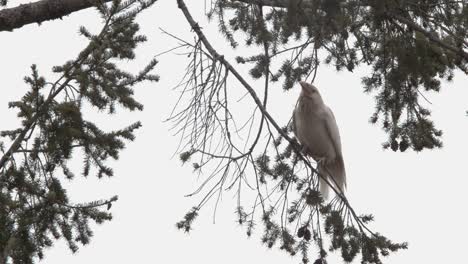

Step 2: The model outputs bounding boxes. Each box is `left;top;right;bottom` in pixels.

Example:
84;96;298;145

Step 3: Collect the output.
303;228;311;241
390;139;399;152
297;226;305;238
399;139;409;152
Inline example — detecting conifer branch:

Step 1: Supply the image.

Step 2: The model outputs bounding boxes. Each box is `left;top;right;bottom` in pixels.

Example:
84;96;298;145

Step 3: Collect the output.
389;12;468;61
234;0;468;63
0;78;72;170
0;1;158;260
0;12;111;170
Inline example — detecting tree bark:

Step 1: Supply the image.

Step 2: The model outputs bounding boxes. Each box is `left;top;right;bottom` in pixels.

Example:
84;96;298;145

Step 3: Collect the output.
0;0;111;32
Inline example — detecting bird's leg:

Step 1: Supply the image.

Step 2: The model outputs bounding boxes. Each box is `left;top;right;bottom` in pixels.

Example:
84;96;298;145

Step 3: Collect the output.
301;145;312;157
315;156;328;165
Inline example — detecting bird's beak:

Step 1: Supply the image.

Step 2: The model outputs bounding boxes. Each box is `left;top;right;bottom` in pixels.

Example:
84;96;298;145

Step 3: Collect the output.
299;81;308;91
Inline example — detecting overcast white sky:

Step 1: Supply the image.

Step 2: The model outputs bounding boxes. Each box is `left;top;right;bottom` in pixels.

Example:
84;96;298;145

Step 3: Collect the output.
1;1;468;263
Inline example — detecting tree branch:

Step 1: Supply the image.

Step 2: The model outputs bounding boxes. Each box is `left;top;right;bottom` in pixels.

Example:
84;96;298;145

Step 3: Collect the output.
0;0;111;32
0;13;112;170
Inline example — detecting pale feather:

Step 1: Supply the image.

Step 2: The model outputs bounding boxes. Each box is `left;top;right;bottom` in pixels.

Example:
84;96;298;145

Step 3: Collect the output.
292;84;346;197
323;106;346;192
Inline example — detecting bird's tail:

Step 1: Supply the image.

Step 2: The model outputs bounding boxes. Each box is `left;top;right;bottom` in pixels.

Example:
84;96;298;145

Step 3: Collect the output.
318;155;346;199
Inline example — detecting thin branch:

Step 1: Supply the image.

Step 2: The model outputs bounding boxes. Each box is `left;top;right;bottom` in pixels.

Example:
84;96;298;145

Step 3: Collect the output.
0;79;71;169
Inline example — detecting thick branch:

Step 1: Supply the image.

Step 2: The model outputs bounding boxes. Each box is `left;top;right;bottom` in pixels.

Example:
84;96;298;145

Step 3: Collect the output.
0;0;111;32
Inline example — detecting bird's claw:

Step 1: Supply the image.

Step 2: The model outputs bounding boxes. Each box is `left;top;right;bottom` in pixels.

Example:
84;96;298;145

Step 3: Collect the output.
316;157;328;165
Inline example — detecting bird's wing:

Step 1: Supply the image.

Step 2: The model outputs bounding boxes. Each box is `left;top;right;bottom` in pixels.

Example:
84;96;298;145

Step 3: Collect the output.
323;106;342;156
323;106;346;189
292;109;297;137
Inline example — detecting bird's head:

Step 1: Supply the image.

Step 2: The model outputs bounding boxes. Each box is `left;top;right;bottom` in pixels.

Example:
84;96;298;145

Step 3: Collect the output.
299;81;322;102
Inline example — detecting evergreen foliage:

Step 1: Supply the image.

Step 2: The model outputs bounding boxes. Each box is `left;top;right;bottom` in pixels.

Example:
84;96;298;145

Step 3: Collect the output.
0;0;158;262
0;0;466;263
